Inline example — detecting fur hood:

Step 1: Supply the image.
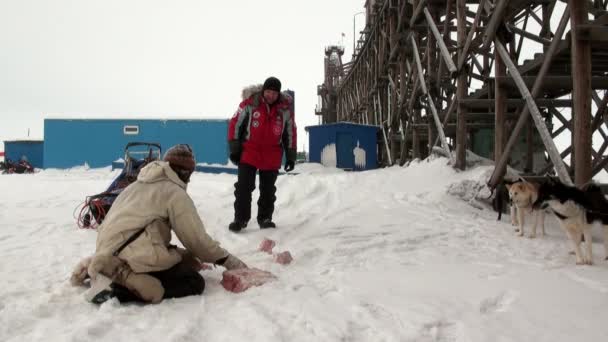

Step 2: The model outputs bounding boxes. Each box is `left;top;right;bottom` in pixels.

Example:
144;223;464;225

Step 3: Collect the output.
241;84;263;100
241;84;293;104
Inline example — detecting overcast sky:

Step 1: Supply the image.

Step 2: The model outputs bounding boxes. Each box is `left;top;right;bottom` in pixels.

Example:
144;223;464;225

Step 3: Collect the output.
0;0;366;151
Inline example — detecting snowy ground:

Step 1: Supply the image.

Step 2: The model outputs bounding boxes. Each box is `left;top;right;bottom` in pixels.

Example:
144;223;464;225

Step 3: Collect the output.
1;158;607;342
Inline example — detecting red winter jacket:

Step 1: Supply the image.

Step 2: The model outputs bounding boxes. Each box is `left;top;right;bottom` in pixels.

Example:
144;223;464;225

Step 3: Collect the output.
228;89;297;170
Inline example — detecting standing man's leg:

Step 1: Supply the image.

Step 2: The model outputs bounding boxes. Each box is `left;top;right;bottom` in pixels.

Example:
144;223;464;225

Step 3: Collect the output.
231;163;257;231
257;169;279;228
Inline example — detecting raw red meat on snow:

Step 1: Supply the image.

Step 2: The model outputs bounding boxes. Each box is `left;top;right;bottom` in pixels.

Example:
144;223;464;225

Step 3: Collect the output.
273;251;293;265
221;268;277;293
258;238;276;254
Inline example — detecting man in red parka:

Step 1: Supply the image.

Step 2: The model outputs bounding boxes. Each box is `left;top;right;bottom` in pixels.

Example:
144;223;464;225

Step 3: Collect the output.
227;76;297;232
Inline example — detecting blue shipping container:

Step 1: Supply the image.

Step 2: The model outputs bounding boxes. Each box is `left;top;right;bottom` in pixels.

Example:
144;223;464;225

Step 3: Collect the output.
305;123;378;171
44;119;229;168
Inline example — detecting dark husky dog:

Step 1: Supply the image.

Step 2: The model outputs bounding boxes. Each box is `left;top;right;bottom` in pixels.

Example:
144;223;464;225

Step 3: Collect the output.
535;178;608;265
493;179;519;224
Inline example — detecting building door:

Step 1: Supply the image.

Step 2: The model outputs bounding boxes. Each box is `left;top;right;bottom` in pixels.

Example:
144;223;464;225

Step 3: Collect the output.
336;132;354;170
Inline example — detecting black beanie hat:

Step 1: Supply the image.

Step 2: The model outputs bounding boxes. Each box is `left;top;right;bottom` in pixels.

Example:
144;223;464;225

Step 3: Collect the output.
262;77;281;92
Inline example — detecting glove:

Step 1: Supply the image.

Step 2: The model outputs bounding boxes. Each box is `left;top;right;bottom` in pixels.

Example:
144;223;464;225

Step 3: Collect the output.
229;140;242;165
221;254;248;270
284;148;296;172
284;160;295;172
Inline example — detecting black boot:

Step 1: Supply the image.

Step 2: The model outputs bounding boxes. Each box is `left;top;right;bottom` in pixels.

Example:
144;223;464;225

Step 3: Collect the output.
229;221;248;232
258;218;276;229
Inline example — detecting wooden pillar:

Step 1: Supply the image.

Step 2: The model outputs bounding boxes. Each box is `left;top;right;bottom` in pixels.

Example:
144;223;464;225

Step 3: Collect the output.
428;118;435;156
494;51;506;162
526;117;534;173
413;109;421;159
427;8;437;157
455;0;467;169
571;0;592;186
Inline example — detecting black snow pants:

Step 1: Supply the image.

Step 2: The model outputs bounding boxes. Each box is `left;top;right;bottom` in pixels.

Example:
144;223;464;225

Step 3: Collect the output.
233;163;279;223
112;261;205;303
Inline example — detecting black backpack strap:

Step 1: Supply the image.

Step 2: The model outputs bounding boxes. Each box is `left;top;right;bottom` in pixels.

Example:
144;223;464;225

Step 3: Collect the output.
113;228;146;256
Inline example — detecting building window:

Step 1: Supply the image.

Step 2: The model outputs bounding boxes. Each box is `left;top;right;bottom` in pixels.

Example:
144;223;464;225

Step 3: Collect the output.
123;125;139;135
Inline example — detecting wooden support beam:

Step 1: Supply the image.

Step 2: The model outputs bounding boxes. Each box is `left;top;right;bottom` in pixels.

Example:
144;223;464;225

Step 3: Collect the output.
495;46;507;163
596;139;608;162
530;4;545;26
495;40;573;185
552;123;569;139
591;91;608;132
487;6;571;189
433;95;457;147
571;0;593;186
410;35;454;163
414;123;497;130
539;146;573;176
496;76;608;90
410;0;428;28
508;23;552;45
482;0;509;51
592;155;608;176
436;0;453;87
423;7;457;75
458;0;486;71
459;99;573;108
550;107;572;130
456;0;467;170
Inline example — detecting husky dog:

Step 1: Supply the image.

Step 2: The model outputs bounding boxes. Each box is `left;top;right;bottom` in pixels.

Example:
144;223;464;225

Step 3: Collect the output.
506;180;546;238
535;178;608;265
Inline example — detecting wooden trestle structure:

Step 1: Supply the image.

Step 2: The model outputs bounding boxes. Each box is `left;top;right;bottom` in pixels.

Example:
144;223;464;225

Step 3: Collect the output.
315;0;608;188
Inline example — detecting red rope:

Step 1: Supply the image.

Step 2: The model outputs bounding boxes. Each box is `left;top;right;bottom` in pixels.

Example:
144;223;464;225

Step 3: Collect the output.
76;197;107;229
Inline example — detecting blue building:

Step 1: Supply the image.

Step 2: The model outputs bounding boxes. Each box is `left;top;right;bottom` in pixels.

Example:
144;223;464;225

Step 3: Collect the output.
44;119;229;168
305;123;378;171
3;140;44;168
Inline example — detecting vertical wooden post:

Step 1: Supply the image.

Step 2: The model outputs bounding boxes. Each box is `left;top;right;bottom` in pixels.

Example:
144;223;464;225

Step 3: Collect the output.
427;8;436;156
494;51;506;163
571;0;592;186
428;119;435;156
455;0;467;169
526;117;534;172
413;109;421;159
